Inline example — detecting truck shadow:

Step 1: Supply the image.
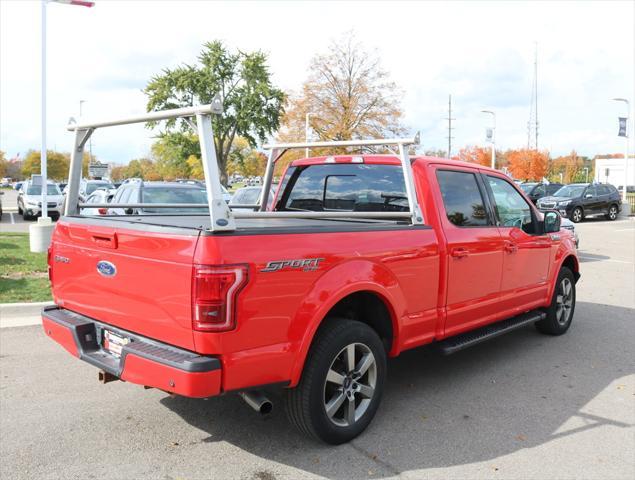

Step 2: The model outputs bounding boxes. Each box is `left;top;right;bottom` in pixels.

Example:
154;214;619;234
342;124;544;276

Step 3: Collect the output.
161;301;633;479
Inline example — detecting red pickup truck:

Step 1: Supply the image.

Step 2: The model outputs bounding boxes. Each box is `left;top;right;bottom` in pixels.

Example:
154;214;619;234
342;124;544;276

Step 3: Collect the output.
43;106;579;444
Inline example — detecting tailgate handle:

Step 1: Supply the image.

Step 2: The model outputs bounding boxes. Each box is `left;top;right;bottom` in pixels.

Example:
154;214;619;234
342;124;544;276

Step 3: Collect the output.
91;233;118;249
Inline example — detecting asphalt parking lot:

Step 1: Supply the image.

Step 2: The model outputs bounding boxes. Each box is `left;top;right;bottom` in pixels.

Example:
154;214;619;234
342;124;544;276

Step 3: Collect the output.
1;217;633;480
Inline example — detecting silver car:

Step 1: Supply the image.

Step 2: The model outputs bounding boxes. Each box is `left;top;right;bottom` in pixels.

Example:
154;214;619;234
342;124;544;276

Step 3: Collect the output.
17;181;64;220
81;188;117;216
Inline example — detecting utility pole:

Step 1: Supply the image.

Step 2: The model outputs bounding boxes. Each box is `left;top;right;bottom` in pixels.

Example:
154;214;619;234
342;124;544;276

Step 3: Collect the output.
446;95;454;158
528;42;539;149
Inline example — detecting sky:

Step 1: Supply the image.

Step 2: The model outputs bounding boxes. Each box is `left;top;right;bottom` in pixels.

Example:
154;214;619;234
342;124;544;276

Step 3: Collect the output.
1;0;634;166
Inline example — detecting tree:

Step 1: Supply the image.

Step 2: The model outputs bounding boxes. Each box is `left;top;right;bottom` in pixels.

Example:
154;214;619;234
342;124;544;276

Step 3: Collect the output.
21;150;70;180
144;41;285;183
278;33;406;170
0;151;7;178
550;150;585;183
458;146;492;167
506;149;549;181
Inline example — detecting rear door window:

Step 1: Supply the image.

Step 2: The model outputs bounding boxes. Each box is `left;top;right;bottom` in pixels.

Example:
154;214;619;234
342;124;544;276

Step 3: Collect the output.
436;170;490;227
279;164;408;212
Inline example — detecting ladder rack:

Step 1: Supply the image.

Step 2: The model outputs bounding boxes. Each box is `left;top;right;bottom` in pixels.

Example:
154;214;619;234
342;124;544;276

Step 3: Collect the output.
65;105;424;232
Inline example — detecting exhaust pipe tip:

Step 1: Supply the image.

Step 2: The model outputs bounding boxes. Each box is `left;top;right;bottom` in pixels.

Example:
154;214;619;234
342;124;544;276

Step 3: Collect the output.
239;391;273;415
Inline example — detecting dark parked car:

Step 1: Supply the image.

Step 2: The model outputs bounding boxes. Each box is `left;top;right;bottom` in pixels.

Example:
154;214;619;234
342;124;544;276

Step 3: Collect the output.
519;182;563;204
108;181;208;215
537;183;621;223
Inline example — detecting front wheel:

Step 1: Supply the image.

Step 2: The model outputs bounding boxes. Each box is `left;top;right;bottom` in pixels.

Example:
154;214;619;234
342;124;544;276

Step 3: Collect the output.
536;267;576;335
571;207;583;223
285;318;387;444
606;204;618;221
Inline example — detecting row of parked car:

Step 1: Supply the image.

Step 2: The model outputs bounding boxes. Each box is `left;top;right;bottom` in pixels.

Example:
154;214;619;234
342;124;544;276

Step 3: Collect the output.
11;177;275;220
519;181;622;222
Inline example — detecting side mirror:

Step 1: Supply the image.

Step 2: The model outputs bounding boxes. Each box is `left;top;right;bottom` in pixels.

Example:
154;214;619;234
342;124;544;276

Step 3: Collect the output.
543;210;561;233
585;193;593;198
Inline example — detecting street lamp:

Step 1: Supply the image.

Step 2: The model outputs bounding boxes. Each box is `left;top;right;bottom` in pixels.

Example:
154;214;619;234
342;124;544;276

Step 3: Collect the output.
612;97;630;204
31;0;94;253
481;110;496;169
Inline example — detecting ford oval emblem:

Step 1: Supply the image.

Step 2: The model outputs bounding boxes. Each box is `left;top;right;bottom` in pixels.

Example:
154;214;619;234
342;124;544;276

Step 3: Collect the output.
96;260;117;277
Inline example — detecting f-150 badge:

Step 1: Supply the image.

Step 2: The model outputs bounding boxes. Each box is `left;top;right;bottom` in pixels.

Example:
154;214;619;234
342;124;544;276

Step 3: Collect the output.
261;258;324;273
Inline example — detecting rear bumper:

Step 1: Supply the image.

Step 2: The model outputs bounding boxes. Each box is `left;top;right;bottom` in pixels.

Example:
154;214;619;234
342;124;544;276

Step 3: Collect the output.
42;306;222;398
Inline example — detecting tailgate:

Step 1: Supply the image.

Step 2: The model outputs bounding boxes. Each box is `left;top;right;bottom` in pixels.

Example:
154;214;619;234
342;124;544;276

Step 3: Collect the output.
50;220;200;350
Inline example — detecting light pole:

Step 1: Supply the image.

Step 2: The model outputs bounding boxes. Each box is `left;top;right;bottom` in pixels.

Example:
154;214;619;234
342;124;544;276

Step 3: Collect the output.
481;110;496;169
79;99;93;163
31;0;94;253
612;98;630;203
305;112;312;158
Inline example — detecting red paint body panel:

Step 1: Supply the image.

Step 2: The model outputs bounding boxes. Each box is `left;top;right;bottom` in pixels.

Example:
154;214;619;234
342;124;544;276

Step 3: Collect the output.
50;222;198;350
42;316;79;357
120;354;221;398
47;155;579;398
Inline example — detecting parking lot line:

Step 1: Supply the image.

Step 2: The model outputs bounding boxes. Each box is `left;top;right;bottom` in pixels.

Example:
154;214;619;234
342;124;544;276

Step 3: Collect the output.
614;228;634;232
9;212;15;224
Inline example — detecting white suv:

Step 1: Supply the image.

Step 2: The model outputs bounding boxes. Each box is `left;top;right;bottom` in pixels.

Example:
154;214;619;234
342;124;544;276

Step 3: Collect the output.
17;181;65;220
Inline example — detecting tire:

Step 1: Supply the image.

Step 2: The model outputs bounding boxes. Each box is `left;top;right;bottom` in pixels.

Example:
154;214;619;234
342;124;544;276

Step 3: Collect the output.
22;210;31;221
285;318;387;445
606;204;618;221
570;207;583;223
536;267;576;336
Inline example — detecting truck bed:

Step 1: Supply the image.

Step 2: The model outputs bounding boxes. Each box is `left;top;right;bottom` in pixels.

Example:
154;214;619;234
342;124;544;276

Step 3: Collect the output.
63;214;414;235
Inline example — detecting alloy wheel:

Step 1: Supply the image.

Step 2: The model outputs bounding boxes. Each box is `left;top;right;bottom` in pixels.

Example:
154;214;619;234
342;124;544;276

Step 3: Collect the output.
609;206;617;220
323;343;377;427
556;277;573;326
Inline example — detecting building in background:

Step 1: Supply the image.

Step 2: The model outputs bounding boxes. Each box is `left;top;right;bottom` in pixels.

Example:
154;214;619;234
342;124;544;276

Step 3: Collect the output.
594;156;634;190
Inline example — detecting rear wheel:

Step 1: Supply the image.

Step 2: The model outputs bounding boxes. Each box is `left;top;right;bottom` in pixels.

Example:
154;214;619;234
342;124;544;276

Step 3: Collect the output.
285;318;386;444
536;267;576;335
606;204;618;221
571;207;583;223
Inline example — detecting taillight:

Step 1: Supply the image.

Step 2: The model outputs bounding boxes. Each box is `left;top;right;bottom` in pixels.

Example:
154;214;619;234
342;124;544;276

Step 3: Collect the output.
97;208;108;215
192;264;248;332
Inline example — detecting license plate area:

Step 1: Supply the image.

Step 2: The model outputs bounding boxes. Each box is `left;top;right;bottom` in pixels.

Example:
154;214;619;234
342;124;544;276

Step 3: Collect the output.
102;329;130;357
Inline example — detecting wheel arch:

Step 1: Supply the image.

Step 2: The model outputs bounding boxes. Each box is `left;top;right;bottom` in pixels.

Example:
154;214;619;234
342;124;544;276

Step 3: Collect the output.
287;261;405;387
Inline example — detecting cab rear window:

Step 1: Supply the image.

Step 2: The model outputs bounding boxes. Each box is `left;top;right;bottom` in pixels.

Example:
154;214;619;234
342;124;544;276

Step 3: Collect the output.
277;164;408;212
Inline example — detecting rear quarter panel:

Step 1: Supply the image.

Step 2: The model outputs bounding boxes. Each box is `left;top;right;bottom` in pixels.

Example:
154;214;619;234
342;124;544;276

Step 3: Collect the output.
194;226;440;391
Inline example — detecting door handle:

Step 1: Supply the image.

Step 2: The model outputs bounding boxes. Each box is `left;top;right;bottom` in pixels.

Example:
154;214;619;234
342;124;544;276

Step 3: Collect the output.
451;247;469;258
504;241;518;254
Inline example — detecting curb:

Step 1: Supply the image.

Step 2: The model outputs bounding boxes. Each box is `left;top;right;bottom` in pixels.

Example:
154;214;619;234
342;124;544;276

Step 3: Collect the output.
0;301;53;318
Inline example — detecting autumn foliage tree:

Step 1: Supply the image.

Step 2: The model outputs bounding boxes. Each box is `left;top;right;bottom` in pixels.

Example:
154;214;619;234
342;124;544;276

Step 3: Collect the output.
278;33;406;169
506;149;549;181
458;146;492;167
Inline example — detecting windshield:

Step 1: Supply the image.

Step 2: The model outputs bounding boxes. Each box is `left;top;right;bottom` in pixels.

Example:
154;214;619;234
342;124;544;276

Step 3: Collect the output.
141;186;208;213
26;184;61;195
553;185;586;198
519;183;537;193
86;182;114;195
